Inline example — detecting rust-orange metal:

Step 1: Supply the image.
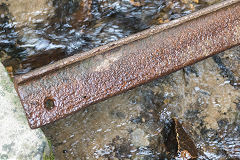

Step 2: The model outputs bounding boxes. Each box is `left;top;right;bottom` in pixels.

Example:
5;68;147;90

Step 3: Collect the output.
14;0;240;128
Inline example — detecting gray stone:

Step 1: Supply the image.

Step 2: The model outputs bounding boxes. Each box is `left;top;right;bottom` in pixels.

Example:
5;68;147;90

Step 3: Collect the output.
0;63;50;160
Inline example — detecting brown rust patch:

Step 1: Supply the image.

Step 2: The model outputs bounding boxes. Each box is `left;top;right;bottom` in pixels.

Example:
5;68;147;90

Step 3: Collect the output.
15;0;240;128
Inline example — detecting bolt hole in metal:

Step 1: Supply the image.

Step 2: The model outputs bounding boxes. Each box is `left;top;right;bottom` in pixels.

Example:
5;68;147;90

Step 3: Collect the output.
44;98;55;110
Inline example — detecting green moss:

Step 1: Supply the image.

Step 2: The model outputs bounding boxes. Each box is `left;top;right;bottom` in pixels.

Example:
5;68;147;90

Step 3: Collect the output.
43;140;55;160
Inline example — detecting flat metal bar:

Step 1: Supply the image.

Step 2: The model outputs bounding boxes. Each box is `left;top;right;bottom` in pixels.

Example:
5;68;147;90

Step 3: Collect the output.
15;0;240;128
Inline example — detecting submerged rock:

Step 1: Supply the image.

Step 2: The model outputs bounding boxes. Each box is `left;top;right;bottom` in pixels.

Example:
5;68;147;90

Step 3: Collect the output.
131;128;150;147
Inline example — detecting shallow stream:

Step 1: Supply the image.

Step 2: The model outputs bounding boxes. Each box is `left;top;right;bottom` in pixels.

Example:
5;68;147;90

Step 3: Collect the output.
1;0;215;75
1;0;239;159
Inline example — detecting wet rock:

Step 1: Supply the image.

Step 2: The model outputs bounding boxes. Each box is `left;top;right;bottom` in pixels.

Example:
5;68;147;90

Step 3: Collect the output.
200;0;221;5
217;47;240;89
110;110;126;119
131;128;150;147
110;136;132;159
1;0;54;28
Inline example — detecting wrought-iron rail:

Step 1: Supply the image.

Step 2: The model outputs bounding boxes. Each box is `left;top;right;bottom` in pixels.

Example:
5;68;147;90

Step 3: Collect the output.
15;0;240;128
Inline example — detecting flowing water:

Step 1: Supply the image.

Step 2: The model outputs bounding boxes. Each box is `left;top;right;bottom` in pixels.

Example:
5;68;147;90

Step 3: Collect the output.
1;0;240;159
1;0;216;76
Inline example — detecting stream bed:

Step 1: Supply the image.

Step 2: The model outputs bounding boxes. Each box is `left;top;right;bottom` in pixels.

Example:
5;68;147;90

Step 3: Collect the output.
0;0;239;159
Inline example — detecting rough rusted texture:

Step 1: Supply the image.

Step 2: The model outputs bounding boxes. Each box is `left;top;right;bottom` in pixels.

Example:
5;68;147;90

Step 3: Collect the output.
15;0;240;128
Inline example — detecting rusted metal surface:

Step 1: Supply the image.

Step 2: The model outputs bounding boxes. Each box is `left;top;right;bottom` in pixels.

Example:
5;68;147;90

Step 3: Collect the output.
15;0;240;128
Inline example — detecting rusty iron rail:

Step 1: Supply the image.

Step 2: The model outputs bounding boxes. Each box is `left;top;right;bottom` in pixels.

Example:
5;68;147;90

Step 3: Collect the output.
15;0;240;128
